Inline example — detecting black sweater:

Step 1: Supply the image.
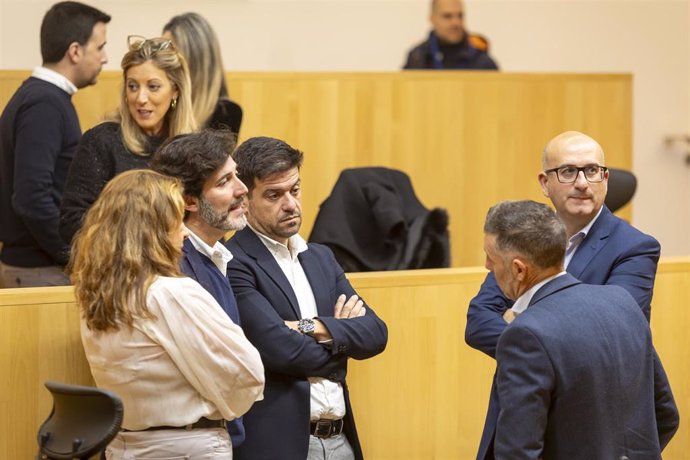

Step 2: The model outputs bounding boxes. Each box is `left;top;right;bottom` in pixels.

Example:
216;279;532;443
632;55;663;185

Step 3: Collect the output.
0;77;80;267
59;122;164;244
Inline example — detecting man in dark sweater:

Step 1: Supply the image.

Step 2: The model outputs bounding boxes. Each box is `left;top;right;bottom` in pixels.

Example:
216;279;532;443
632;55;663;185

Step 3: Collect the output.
0;1;110;287
403;0;498;70
151;130;253;449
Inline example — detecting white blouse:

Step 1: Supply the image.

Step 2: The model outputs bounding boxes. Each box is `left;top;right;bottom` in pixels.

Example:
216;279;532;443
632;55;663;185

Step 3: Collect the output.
81;276;265;430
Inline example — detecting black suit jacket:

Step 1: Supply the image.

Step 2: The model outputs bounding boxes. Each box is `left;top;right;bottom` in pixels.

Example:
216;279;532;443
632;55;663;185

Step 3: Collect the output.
227;228;388;460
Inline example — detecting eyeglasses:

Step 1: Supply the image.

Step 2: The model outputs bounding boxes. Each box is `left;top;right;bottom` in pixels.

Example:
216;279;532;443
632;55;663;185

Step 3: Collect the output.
127;35;173;52
544;164;608;183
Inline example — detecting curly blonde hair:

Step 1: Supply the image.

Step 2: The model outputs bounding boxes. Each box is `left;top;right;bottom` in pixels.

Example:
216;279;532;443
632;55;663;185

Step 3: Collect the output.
69;170;185;331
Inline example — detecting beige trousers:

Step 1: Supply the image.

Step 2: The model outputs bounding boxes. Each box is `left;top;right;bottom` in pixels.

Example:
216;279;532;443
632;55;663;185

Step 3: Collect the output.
105;427;232;460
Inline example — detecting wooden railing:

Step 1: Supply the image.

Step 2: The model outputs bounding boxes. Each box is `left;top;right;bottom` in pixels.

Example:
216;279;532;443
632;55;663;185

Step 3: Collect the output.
1;257;687;459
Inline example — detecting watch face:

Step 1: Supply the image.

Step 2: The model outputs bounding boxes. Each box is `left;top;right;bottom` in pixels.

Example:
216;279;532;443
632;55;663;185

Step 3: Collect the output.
298;318;315;335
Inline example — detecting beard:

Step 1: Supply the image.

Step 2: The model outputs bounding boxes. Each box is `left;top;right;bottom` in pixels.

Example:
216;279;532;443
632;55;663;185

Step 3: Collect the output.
198;196;247;232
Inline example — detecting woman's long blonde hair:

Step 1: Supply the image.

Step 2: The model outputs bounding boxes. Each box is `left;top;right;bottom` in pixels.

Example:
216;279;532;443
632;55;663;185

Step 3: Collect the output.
163;13;228;128
70;169;185;332
119;38;197;155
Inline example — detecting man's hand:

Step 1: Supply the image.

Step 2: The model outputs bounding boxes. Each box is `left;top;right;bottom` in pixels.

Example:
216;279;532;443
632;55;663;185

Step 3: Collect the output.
283;294;365;343
503;309;518;324
334;294;365;319
284;319;333;343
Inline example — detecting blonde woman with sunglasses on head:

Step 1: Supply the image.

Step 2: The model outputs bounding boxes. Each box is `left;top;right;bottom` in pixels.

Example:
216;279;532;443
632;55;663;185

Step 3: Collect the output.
72;169;264;459
59;35;197;245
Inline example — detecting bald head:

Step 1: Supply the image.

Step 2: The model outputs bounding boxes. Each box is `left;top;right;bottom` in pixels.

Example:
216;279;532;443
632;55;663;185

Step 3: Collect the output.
431;0;466;44
542;131;605;169
538;131;609;237
432;0;464;12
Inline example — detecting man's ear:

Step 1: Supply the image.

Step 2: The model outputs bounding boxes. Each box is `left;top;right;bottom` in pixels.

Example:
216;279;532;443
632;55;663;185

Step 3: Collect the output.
66;42;81;64
538;172;550;198
511;258;528;281
184;195;198;212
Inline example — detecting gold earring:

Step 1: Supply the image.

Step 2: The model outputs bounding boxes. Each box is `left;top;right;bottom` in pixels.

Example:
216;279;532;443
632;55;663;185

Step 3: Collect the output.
171;98;177;110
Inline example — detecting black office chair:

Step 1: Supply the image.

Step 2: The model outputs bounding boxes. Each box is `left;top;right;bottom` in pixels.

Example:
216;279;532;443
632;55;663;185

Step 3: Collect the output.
36;381;123;460
605;167;637;213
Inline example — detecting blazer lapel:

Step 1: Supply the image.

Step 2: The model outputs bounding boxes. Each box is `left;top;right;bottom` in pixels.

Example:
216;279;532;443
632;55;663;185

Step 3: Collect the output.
299;248;332;318
566;206;613;279
235;228;302;319
183;238;243;324
182;239;212;291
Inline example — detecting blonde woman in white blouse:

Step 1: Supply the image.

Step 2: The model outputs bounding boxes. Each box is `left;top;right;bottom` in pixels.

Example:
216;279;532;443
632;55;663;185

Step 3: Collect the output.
69;169;264;459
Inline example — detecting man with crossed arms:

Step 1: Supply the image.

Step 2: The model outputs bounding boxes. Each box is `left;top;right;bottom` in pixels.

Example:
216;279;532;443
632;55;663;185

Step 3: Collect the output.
227;136;388;460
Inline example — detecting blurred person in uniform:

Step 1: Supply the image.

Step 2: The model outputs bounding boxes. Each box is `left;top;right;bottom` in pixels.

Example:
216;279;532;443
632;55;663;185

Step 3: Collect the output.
403;0;498;70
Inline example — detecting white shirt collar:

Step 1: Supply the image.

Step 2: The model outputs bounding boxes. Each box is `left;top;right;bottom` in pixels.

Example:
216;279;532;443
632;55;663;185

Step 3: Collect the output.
187;230;233;276
248;224;308;260
511;271;567;314
31;66;77;95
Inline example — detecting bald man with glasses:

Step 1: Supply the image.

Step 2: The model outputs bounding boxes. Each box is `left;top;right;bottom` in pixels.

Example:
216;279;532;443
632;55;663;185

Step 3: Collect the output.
465;130;661;460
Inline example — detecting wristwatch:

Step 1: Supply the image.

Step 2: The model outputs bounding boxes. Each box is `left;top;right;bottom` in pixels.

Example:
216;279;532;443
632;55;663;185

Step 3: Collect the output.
297;318;316;336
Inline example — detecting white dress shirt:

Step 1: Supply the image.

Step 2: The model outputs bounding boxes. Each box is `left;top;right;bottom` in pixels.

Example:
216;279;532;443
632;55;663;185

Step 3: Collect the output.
31;66;77;95
187;230;234;276
81;276;264;430
250;225;347;421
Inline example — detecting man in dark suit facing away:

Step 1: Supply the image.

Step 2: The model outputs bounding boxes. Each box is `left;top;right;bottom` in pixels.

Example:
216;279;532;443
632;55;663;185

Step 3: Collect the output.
466;131;662;459
483;200;678;459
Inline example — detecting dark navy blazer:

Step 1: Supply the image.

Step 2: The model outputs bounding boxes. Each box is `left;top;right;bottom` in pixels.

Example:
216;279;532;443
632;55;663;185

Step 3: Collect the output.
466;206;661;459
494;274;678;459
226;228;388;460
180;238;244;445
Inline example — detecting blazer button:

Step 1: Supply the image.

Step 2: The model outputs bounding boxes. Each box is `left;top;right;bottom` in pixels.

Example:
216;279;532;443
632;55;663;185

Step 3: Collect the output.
338;345;348;353
328;373;338;380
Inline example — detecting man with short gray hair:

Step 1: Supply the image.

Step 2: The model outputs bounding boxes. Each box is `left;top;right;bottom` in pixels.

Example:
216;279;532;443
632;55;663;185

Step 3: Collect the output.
466;131;661;459
484;200;678;459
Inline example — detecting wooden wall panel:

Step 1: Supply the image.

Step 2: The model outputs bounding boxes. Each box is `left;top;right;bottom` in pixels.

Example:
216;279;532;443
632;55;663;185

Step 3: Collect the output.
1;257;687;459
345;259;690;459
347;268;494;458
1;71;632;267
0;290;93;460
